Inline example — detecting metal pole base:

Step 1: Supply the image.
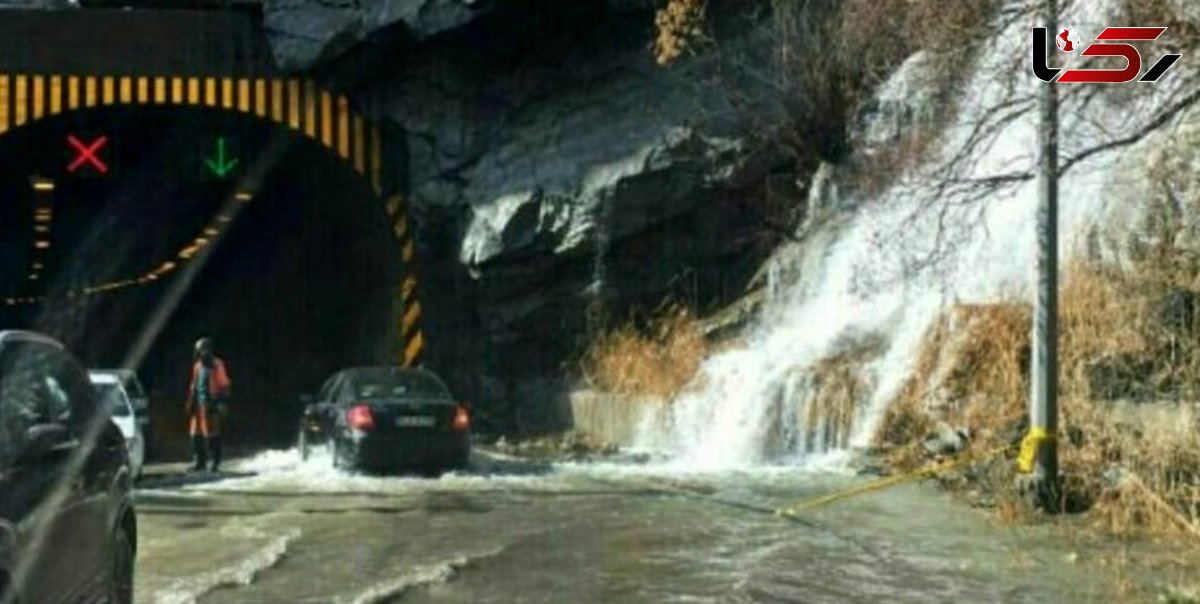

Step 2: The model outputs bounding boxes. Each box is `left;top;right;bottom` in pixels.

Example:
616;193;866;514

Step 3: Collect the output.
1015;473;1063;513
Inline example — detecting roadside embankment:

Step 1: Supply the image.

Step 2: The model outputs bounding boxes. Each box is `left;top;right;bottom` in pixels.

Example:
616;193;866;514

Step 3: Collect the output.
876;257;1200;541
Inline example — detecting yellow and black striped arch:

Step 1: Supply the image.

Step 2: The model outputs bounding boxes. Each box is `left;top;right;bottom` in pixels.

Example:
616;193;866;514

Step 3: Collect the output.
0;73;425;367
0;74;383;183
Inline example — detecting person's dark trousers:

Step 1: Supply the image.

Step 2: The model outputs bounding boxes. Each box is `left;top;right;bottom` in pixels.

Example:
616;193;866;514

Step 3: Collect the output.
208;436;223;472
191;435;208;472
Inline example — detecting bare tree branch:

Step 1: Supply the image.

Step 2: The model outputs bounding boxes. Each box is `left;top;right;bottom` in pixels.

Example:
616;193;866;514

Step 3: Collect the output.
1060;86;1200;176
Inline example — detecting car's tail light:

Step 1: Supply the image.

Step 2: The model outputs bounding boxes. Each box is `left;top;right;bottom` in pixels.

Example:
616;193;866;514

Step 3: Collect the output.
346;404;375;431
452;406;470;432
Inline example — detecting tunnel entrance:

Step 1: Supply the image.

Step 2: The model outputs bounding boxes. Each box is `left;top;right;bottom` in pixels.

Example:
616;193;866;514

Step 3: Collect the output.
0;104;403;450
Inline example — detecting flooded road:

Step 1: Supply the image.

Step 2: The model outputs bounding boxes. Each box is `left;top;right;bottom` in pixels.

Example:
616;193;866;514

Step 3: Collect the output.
132;449;1150;604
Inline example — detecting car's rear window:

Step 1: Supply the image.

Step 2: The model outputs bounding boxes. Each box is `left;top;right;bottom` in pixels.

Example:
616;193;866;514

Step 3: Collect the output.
95;383;131;417
352;372;449;399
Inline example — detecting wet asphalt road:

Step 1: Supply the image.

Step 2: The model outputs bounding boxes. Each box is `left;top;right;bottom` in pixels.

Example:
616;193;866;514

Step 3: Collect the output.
129;449;1182;604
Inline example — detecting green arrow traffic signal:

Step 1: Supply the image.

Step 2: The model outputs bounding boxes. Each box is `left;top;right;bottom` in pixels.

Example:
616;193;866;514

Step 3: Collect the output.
205;137;239;178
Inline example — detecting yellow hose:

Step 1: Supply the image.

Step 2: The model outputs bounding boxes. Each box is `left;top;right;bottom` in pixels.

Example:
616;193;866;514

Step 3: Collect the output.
776;444;1012;518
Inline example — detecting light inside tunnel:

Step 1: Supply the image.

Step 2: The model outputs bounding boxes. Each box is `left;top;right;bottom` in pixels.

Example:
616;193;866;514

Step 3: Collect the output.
0;104;404;448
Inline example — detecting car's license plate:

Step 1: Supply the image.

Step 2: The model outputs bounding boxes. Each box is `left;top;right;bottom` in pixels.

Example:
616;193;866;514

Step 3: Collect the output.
395;415;436;428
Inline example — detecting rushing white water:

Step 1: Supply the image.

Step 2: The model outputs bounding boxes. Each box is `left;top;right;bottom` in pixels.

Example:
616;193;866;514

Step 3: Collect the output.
636;0;1199;468
186;448;571;494
154;520;302;604
339;547;507;604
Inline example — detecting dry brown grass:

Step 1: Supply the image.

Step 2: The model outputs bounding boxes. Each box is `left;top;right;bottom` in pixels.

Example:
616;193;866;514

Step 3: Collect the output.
580;304;708;399
878;255;1200;536
875;394;936;470
876;302;1029;470
876;317;943;460
1058;262;1152;394
653;0;708;66
1077;403;1200;537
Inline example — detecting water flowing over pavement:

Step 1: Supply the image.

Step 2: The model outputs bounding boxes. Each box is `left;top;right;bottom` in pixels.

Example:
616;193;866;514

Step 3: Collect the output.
132;449;1156;604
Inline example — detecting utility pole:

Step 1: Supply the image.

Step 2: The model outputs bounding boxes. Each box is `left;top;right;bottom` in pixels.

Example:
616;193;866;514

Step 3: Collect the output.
1030;0;1060;504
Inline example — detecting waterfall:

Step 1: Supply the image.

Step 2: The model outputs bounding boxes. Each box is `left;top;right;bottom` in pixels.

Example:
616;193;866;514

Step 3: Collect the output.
585;189;615;335
636;0;1196;468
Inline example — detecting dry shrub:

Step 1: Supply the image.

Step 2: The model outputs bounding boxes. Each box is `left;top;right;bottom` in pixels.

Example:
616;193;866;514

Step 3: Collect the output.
942;304;1030;429
906;0;1002;68
1122;0;1200;53
1057;258;1200;533
1058;261;1152;397
834;1;993;188
877;302;1028;470
652;0;1001;167
1072;405;1200;536
655;0;1000;69
878;254;1200;535
768;0;918;162
838;0;1001;87
580;305;707;399
875;333;939;469
653;0;707;66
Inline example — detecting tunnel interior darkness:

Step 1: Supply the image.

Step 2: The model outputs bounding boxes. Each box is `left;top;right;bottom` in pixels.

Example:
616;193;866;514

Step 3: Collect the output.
0;106;400;449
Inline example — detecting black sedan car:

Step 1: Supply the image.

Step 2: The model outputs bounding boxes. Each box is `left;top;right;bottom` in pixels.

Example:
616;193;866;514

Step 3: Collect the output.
0;331;136;604
298;367;471;473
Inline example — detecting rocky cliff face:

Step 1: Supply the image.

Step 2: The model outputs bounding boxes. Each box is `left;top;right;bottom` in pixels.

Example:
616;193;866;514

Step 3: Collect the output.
263;0;483;69
287;1;790;433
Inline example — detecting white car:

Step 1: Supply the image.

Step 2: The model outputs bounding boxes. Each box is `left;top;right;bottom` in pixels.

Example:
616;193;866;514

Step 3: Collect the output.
90;370;145;478
91;368;150;437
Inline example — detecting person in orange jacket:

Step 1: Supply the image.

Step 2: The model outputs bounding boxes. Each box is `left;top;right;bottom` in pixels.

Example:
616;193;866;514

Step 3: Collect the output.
185;337;232;472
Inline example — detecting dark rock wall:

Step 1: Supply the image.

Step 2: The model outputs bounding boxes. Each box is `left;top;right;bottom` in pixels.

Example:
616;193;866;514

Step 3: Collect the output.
296;1;789;434
0;0;790;434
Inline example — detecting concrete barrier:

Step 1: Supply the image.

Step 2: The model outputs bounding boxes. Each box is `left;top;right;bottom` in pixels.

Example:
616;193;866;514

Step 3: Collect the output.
569;390;667;448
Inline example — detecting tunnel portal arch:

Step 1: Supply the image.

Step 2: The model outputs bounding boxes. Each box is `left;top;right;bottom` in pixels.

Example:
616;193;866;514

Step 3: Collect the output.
0;72;426;368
